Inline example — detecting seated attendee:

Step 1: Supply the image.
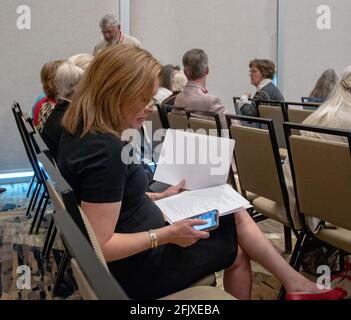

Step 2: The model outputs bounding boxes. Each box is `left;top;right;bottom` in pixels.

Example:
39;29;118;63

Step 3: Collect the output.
67;53;94;71
240;59;284;117
41;62;84;159
173;48;228;129
93;14;140;56
284;65;351;232
160;69;188;113
306;68;339;103
33;60;64;127
31;92;46;119
171;69;187;93
37;55;93;131
57;45;345;300
154;64;174;104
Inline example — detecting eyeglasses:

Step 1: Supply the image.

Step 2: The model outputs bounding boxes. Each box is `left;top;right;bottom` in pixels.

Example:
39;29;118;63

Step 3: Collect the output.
249;68;260;75
144;98;159;111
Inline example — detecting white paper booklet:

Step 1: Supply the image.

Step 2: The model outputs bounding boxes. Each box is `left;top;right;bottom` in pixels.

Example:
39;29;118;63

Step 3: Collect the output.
153;129;235;190
155;184;250;224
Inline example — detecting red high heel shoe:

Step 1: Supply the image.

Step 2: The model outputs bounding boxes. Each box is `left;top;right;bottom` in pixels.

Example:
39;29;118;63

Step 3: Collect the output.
286;287;347;300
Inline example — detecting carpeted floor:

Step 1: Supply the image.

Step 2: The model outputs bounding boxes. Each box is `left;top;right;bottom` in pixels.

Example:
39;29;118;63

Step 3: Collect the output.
0;182;348;300
0;183;73;300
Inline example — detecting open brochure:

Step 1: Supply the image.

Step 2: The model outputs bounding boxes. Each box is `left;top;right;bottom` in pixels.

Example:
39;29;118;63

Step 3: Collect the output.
155;184;250;224
153;129;235;190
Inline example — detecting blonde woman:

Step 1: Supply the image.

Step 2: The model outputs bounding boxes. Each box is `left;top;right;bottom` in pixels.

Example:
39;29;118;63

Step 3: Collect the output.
284;65;351;232
57;45;345;300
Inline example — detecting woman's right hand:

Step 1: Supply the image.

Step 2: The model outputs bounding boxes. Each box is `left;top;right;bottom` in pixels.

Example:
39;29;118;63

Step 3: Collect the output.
167;219;210;247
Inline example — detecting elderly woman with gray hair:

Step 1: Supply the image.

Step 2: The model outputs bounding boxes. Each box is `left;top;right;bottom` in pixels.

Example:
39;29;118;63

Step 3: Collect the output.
41;62;85;159
37;54;92;132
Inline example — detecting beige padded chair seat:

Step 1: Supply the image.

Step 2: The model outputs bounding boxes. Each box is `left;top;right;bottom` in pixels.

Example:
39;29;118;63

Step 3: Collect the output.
252;196;288;225
316;227;351;253
246;191;258;202
160;286;236;300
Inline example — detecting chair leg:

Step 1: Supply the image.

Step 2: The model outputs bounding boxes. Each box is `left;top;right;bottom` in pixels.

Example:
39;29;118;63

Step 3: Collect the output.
284;226;292;254
26;175;35;198
35;196;49;234
277;230;307;300
45;226;58;260
25;181;40;217
53;251;69;296
29;190;46;234
31;183;43;211
42;216;55;257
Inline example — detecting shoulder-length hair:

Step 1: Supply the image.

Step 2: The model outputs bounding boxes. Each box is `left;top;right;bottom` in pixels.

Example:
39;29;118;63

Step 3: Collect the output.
249;59;275;80
41;60;65;99
303;66;351;137
309;69;339;99
62;45;161;137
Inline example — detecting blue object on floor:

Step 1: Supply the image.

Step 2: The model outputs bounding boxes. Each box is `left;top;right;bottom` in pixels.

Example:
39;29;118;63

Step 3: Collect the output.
0;203;17;212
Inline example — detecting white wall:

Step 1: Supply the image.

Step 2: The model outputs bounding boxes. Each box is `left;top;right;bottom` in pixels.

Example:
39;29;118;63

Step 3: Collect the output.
0;0;118;173
278;0;351;101
130;0;278;113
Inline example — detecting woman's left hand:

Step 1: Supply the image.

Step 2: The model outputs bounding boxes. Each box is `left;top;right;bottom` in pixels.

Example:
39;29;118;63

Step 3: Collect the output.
161;179;186;199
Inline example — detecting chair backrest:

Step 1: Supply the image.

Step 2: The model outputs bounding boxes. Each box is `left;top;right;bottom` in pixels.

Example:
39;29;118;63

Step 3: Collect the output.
31;129;54;158
284;122;351;231
54;208;129;300
148;108;164;133
144;106;167;159
159;93;179;125
232;96;242;114
287;108;315;124
187;110;222;137
286;101;320;115
78;206;108;269
226;114;293;226
12;104;36;167
70;258;98;300
301;97;324;104
227;115;284;202
167;108;189;130
160;92;178;110
37;152;108;269
37;153;90;242
286;105;315;136
257;101;287;149
12;104;46;184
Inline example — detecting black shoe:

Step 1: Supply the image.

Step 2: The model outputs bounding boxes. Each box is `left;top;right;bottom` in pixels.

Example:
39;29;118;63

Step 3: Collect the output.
0;187;6;193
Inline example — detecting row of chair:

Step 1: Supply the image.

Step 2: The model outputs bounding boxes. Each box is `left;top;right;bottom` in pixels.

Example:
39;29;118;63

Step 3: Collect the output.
233;97;321;154
149;96;351;280
146;101;305;252
149;100;350;268
225;113;351;296
12;100;350;300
